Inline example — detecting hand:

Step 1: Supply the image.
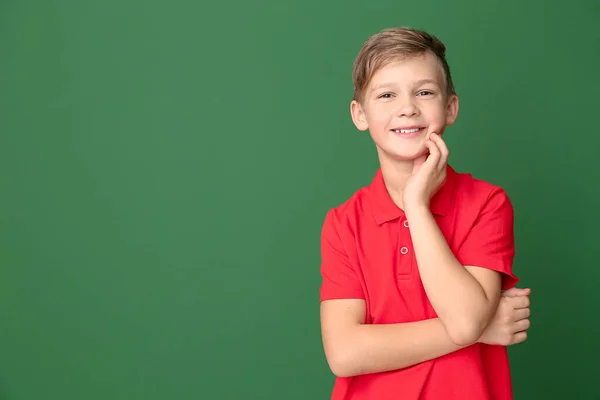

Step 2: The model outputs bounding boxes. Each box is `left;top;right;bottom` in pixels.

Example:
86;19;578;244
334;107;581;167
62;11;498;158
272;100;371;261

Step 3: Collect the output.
403;133;449;212
478;287;531;346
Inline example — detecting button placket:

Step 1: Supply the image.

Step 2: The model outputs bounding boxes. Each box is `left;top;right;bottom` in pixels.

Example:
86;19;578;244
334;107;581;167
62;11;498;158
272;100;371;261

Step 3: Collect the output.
396;218;413;278
400;218;410;255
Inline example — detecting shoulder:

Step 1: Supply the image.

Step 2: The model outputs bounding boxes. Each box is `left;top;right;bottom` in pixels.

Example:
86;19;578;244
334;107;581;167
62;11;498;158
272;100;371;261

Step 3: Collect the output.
449;168;514;231
453;168;513;212
321;183;372;233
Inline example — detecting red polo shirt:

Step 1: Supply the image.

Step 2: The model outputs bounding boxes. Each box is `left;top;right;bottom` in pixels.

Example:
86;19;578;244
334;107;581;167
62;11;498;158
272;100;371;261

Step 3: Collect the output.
319;164;518;400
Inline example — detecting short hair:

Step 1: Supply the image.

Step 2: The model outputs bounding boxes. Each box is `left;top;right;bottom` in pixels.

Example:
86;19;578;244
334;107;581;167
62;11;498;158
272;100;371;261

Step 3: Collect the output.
351;27;456;103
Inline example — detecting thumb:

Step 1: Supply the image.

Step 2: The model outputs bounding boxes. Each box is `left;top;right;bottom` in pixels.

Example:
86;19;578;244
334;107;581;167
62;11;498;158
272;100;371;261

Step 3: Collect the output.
502;287;531;297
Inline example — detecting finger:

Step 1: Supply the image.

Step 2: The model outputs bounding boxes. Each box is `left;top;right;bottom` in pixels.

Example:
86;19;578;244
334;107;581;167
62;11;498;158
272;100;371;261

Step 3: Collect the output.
412;154;428;172
430;133;449;171
502;287;531;297
512;331;528;344
514;318;530;332
514;308;531;321
509;295;530;309
424;138;440;168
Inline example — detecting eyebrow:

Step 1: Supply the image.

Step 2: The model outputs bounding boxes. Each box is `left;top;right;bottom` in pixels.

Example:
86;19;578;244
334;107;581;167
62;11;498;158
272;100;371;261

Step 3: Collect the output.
370;79;441;92
414;79;441;86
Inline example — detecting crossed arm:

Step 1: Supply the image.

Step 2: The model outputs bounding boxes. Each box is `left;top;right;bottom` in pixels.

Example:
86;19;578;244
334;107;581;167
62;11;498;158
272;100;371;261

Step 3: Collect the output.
321;300;470;377
406;204;502;346
320;189;520;378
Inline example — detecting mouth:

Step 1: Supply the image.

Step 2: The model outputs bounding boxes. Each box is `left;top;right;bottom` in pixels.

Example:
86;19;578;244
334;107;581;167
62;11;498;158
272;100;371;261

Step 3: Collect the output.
390;126;426;136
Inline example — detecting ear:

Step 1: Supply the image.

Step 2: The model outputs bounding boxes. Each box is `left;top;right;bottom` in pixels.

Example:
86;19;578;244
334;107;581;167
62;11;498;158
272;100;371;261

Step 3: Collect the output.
445;94;459;126
350;100;369;131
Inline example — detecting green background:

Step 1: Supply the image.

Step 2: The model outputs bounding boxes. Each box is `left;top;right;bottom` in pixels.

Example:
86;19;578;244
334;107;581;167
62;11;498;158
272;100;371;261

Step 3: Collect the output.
1;0;598;398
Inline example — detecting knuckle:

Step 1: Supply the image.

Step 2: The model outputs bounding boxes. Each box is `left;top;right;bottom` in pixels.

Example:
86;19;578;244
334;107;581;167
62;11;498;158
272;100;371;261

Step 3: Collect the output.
503;298;516;309
504;334;513;346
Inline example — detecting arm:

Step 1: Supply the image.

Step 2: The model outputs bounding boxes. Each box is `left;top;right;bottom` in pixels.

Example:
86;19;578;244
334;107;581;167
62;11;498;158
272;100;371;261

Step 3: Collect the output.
319;208;469;377
318;200;521;378
406;204;502;346
403;133;516;346
320;298;467;377
320;288;531;378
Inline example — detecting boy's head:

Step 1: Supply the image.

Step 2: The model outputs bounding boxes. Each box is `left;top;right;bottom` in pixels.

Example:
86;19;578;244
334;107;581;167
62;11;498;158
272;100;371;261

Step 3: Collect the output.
350;27;459;163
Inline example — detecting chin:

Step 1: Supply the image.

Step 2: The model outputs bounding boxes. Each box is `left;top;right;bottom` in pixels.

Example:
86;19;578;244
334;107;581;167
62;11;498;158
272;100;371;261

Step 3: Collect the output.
379;150;425;163
396;153;426;162
389;145;429;161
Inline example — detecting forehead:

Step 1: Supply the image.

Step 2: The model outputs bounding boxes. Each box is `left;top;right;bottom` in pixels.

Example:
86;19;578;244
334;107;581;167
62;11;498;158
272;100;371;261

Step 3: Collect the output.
368;52;445;87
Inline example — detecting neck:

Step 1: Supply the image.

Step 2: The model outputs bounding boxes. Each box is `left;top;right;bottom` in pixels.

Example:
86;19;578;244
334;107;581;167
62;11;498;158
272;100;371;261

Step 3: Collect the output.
378;155;414;210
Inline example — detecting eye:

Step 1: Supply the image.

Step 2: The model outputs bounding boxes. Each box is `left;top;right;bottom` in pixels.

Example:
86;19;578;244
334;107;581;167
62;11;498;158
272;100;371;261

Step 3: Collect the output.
417;90;434;96
378;93;394;99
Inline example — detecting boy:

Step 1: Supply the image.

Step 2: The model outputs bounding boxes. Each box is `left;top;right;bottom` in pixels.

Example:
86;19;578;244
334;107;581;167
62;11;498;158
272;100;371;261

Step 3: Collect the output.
319;27;531;400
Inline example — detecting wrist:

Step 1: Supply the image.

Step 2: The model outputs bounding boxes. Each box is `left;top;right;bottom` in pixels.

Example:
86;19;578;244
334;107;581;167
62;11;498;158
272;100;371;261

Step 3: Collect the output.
404;202;430;220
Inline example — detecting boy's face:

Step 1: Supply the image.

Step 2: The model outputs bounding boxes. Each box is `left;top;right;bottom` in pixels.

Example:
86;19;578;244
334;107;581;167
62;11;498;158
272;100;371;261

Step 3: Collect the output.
350;52;459;163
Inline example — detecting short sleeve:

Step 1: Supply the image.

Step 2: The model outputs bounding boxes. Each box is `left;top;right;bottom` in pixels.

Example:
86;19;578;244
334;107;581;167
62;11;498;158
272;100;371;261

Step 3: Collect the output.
455;187;519;290
319;209;365;302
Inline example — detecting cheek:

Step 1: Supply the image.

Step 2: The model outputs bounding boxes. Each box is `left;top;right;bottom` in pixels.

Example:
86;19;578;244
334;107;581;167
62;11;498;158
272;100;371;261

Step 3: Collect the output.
425;104;448;123
369;118;392;137
366;107;393;128
370;115;389;128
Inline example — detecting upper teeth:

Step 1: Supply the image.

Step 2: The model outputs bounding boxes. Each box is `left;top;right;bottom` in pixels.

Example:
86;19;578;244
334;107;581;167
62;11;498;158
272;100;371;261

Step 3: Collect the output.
395;128;420;133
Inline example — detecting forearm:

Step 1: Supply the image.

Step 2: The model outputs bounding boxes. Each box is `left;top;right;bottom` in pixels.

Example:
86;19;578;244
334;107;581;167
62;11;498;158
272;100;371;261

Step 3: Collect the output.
329;317;467;377
406;206;495;345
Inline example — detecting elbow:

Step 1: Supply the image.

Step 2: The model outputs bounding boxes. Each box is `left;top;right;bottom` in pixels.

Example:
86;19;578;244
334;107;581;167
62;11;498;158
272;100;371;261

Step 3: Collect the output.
448;328;480;347
325;346;358;378
446;318;485;347
328;359;354;378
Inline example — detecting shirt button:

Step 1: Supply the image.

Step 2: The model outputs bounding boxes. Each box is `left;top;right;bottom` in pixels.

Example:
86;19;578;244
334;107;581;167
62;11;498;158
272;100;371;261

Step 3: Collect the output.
400;246;408;255
403;220;409;228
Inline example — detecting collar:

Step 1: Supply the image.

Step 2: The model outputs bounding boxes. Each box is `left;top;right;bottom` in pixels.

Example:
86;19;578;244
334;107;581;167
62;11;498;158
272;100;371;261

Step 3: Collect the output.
368;164;458;225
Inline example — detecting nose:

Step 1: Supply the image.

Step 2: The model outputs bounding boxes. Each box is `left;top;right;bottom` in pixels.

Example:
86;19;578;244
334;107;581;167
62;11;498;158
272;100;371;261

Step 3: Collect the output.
395;95;419;117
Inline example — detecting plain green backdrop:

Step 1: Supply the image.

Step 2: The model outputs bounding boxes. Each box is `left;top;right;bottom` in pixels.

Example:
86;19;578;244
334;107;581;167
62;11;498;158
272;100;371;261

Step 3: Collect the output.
1;0;599;399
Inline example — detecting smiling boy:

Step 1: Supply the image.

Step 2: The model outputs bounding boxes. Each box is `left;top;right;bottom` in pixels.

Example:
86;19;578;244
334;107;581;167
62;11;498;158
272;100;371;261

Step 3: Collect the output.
319;27;531;400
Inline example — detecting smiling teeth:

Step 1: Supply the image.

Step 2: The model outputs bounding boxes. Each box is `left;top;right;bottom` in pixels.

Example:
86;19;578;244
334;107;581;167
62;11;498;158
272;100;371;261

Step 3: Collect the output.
394;128;420;133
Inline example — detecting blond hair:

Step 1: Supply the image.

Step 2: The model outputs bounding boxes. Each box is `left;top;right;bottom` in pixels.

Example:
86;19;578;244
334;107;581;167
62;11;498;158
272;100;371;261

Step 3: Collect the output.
352;27;455;103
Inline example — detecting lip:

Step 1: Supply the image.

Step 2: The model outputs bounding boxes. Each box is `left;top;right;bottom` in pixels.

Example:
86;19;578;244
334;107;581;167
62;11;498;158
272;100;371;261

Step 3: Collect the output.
391;125;424;130
390;126;426;138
